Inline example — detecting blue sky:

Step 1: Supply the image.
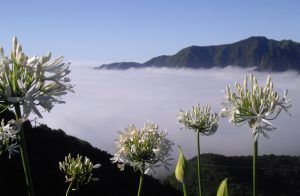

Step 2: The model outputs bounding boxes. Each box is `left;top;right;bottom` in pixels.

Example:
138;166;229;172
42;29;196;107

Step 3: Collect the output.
1;0;300;64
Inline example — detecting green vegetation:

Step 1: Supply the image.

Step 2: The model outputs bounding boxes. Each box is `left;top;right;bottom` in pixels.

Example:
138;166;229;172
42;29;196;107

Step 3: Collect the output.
98;36;300;71
167;154;300;196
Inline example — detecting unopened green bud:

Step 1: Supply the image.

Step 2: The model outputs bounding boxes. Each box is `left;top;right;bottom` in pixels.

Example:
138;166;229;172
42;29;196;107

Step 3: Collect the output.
217;178;228;196
175;146;188;184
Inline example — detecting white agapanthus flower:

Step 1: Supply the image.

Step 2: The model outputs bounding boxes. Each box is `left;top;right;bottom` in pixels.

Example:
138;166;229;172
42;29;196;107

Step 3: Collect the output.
0;36;73;120
111;122;174;174
59;154;100;191
221;74;291;141
178;104;219;135
0;119;21;158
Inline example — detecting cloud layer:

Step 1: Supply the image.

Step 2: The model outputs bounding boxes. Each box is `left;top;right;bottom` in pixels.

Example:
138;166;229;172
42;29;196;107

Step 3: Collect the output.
39;64;300;176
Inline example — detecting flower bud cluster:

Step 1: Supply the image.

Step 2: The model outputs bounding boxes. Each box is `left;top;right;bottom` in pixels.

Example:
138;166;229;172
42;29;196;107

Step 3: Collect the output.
178;104;219;136
111;122;174;174
59;154;100;190
221;74;291;141
0;37;73;120
0;119;21;158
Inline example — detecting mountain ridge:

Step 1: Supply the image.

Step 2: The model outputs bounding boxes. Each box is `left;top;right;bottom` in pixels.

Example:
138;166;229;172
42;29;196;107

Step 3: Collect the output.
97;36;300;71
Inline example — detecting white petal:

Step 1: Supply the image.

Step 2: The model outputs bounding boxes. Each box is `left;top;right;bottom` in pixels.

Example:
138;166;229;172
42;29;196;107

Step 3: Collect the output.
261;119;273;127
93;163;101;169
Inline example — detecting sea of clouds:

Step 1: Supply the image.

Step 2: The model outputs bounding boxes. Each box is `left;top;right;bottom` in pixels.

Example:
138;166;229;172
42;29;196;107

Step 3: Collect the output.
39;62;300;177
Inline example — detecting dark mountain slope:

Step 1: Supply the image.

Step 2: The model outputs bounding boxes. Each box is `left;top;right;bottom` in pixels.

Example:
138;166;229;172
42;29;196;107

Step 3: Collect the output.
0;111;180;196
166;153;300;196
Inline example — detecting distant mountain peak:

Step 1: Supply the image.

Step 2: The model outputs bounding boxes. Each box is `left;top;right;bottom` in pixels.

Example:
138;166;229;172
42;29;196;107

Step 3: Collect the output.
247;36;268;40
97;36;300;71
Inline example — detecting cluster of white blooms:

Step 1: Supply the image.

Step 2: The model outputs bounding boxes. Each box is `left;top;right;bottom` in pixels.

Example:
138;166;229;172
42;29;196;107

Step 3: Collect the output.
0;37;73;120
0;119;21;158
59;154;100;190
111;122;174;174
178;104;219;136
221;74;291;141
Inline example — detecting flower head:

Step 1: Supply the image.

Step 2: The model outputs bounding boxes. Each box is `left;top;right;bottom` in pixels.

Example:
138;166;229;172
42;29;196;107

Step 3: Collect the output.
59;154;100;191
178;104;219;136
221;74;291;141
0;119;21;158
110;122;174;174
0;36;73;120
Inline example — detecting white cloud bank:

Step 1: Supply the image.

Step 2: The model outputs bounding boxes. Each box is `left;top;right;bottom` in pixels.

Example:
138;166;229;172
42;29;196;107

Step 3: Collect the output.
38;63;300;176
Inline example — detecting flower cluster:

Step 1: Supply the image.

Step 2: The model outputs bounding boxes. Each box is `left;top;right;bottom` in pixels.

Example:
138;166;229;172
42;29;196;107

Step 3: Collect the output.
221;74;291;141
111;122;174;174
59;154;100;190
0;37;73;120
0;119;21;158
178;104;219;136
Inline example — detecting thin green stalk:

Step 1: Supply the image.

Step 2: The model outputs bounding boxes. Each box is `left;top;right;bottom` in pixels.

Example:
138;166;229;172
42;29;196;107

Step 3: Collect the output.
182;182;188;196
137;163;145;196
14;104;35;196
253;137;258;196
197;130;202;196
65;181;74;196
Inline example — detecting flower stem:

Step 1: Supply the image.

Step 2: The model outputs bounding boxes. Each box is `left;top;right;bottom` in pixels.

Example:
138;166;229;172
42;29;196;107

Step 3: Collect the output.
14;104;35;196
137;164;145;196
66;181;74;196
182;182;188;196
253;138;258;196
197;130;202;196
